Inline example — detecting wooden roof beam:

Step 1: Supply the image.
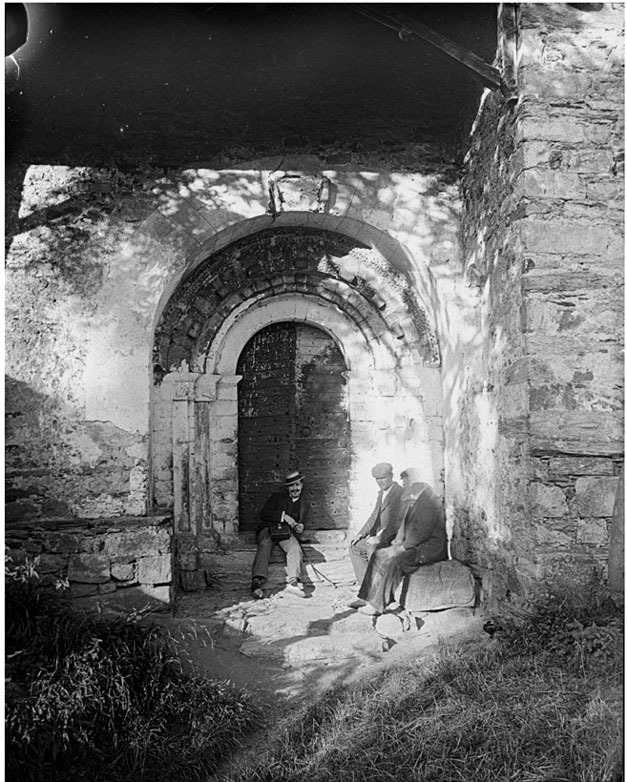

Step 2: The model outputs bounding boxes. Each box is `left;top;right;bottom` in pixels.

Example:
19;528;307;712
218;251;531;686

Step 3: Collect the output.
351;4;503;93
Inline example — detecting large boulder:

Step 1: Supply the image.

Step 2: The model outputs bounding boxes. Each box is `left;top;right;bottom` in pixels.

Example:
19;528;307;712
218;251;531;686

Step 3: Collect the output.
400;559;476;612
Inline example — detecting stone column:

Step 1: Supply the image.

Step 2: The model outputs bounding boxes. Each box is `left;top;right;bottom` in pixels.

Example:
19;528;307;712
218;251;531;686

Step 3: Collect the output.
193;374;220;536
208;374;242;542
163;372;225;590
168;373;202;534
608;466;624;604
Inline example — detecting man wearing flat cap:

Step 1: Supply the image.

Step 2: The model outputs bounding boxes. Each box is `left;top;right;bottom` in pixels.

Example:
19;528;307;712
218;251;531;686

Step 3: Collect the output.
250;469;308;599
353;471;448;615
348;462;404;588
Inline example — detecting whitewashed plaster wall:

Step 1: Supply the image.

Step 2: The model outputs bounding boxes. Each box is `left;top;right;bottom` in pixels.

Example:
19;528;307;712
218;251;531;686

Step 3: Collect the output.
6;159;471;537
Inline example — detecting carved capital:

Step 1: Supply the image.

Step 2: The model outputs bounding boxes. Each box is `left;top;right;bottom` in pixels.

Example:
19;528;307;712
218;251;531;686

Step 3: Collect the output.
162;372;203;401
195;374;220;402
175;381;195;399
216;374;243;401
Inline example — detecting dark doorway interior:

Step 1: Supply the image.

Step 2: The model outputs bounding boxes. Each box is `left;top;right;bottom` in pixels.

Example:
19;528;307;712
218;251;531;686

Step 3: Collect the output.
237;322;350;531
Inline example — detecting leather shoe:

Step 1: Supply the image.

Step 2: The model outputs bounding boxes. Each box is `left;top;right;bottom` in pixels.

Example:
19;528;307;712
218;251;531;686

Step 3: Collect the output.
357;603;381;616
285;581;305;597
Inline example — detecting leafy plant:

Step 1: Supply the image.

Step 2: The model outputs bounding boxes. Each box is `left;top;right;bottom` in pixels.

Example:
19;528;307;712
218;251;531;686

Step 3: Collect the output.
494;571;624;678
5;568;259;782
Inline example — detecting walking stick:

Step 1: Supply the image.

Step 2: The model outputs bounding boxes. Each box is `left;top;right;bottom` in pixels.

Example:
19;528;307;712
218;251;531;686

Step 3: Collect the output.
294;532;338;588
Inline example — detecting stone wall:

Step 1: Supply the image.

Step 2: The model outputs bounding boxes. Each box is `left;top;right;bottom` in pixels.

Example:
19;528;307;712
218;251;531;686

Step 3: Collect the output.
518;3;624;594
6;516;173;612
453;86;529;606
5;165;156;523
457;2;624;606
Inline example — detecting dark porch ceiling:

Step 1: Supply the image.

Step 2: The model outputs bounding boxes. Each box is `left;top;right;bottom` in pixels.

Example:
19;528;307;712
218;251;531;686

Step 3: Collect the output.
6;3;498;169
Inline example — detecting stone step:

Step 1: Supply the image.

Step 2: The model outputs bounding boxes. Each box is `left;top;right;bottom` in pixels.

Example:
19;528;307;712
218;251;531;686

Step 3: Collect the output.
217;542;350;562
201;542;355;591
239;530;350;546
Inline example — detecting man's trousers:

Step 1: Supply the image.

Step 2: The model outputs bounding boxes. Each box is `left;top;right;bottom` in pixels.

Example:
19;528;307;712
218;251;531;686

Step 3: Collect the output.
348;537;377;586
251;526;303;582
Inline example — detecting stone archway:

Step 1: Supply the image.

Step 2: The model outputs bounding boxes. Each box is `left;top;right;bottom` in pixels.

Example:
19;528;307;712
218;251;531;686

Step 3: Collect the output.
151;224;445;589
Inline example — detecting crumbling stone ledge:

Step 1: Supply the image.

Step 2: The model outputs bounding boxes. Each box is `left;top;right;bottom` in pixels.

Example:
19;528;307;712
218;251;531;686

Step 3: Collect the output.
5;515;173;613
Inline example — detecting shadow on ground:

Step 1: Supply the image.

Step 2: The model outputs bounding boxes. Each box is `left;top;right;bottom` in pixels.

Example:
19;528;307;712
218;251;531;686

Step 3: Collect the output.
154;581;488;709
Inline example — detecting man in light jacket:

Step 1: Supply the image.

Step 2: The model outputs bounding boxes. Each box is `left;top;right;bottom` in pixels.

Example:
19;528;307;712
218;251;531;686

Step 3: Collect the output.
348;462;404;588
354;471;448;615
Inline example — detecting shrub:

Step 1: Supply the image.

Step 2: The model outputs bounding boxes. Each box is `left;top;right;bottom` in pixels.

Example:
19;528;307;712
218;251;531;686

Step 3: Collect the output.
496;572;624;679
5;562;259;782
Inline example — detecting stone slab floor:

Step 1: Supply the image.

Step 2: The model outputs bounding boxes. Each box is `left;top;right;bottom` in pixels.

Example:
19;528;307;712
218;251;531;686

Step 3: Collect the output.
155;574;489;711
150;562;489;780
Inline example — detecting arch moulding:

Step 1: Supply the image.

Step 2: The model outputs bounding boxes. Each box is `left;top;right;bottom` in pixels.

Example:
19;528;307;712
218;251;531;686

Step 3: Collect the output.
152;295;444;543
151;210;438;338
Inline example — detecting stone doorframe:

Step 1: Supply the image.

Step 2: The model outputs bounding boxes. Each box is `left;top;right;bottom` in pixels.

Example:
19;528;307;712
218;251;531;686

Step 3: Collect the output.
153;291;444;546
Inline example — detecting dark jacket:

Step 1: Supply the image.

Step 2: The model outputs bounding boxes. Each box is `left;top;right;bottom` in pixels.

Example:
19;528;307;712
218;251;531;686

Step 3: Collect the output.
358;481;404;542
257;489;309;534
395;482;447;565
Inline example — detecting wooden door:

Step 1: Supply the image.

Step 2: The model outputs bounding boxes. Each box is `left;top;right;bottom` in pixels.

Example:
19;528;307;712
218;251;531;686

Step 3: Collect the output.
237;322;350;531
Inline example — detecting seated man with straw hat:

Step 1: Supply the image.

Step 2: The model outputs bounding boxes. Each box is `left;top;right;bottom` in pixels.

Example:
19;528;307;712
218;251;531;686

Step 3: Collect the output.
250;469;308;599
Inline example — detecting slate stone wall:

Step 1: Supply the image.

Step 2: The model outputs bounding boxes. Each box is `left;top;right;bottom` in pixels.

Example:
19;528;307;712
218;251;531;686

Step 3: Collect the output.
458;2;624;605
6;516;173;612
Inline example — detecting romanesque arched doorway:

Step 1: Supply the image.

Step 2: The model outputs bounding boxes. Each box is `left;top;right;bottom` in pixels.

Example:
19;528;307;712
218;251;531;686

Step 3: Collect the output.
150;221;444;589
237;321;350;532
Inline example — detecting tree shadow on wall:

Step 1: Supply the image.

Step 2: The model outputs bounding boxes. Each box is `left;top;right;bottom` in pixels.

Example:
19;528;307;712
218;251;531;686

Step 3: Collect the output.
5;376;73;519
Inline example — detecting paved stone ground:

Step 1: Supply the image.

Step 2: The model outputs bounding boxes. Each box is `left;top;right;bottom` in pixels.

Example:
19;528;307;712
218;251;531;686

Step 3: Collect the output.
155;576;489;709
150;568;489;781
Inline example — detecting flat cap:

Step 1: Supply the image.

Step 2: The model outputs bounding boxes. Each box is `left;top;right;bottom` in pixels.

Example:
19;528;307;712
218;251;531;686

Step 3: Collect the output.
371;462;393;479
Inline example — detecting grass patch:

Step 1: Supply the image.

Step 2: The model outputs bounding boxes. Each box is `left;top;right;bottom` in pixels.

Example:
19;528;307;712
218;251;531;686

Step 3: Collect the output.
5;568;259;782
218;582;623;782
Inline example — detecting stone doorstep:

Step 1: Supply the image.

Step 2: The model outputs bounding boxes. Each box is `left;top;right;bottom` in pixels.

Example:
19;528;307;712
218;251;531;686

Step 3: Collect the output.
199;542;355;590
213;542;351;562
238;530;349;546
199;551;476;606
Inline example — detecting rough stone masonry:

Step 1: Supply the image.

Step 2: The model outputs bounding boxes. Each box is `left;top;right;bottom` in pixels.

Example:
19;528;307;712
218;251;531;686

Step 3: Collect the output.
456;3;624;601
